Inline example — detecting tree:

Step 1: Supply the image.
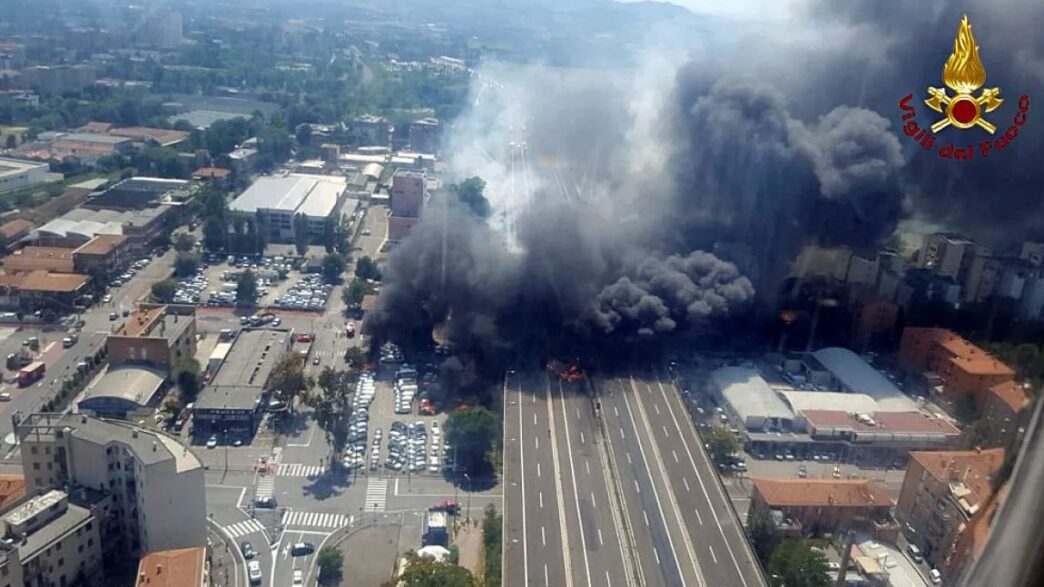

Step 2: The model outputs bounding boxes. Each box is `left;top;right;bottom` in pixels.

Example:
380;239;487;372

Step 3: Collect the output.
703;427;740;466
293;213;309;256
482;504;503;586
322;215;337;252
203;216;227;251
173;233;195;252
172;358;202;401
445;405;499;477
389;552;477;587
305;368;353;467
449;177;490;218
767;540;829;587
174;253;200;277
746;508;779;566
342;278;373;308
344;346;367;369
316;546;343;586
354;256;381;281
322;252;347;282
269;352;313;412
236;270;258;308
151;279;178;303
4;134;15;149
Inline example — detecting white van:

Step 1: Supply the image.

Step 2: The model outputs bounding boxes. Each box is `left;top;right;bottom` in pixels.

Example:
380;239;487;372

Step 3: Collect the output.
907;543;923;563
929;569;942;584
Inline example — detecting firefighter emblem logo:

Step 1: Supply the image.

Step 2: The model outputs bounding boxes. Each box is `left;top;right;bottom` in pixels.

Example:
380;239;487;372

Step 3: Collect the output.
924;14;1002;133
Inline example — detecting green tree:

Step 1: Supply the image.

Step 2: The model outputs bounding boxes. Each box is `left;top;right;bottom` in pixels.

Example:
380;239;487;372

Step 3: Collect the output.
344;346;367;369
174;253;200;277
390;552;477;587
172;358;202;402
173;233;196;253
703;427;740;466
449;177;490;219
151;279;178;303
236;270;258;308
342;277;374;308
295;123;313;147
293;214;309;256
445;405;499;477
322;252;347;282
322;215;337;252
316;546;343;586
355;256;381;281
767;540;829;587
4;134;15;149
269;352;314;413
746;508;779;566
203;216;227;251
305;368;353;467
482;504;503;586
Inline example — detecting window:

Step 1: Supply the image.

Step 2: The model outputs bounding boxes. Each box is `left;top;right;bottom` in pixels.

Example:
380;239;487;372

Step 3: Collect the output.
32;462;39;470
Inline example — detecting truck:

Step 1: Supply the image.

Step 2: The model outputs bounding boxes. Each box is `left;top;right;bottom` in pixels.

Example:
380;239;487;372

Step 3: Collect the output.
18;361;46;387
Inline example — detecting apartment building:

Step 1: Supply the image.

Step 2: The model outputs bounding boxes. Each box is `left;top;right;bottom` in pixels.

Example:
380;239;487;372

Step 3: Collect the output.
899;327;1015;403
750;478;895;536
895;448;1005;580
0;489;106;587
16;414;206;558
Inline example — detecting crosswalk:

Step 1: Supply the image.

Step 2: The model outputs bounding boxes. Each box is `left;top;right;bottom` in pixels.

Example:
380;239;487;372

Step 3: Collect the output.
256;476;274;500
282;511;351;529
224;519;265;538
365;478;388;513
277;463;325;477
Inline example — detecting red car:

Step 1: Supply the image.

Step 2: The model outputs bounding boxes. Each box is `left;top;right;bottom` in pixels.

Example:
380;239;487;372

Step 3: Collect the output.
296;333;313;343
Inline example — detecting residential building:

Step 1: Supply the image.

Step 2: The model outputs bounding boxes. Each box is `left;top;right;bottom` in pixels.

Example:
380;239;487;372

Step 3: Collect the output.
899;327;1015;403
408;117;440;154
16;413;207;557
0;489;106;587
854;297;898;348
229;174;347;244
389;170;426;241
19;65;96;95
946;482;1008;582
136;546;209;587
919;233;976;281
192;167;230;189
962;251;1002;303
72;234;131;278
192;329;292;440
106;304;197;372
352;115;390;146
982;381;1031;449
750;478;894;536
228;147;258;174
896;448;1005;580
0;157;49;195
1017;275;1044;321
1019;241;1044;267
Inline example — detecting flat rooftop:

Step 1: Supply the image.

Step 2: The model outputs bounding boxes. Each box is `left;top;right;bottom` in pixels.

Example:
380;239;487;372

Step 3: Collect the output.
196;329;290;411
0;156;47;175
230;174;345;217
812;347;916;412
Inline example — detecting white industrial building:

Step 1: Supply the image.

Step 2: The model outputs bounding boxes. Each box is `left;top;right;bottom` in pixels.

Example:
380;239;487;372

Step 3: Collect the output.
711;367;794;431
811;347;917;412
16;413;206;556
0;157;49;194
230;174;348;243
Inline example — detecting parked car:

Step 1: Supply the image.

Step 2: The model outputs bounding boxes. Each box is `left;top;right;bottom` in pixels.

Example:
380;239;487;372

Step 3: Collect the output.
206;436;218;449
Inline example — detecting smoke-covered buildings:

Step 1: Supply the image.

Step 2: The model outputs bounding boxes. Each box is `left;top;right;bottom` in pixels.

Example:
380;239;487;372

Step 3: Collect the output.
352;115;390;146
408;118;440;154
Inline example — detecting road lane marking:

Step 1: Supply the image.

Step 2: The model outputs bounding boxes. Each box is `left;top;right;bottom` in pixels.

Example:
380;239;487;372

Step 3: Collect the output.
683;477;690;492
634;480;640;494
653;374;749;587
534;413;538;426
556;379;591;587
546;375;576;587
606;571;611;587
662;425;669;437
537;462;541;478
673;450;679;463
654;404;660;415
619;428;625;439
518;380;530;587
535;436;539;449
643;510;650;526
539;491;544;509
576;407;581;421
709;545;718;564
545;564;549;587
542;525;546;546
614;406;619;417
626;452;632;464
694;507;703;526
598;528;604;545
585;459;590;474
654;547;661;565
590;492;597;509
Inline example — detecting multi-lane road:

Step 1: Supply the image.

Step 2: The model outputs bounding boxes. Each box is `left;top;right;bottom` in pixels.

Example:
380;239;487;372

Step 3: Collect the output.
504;368;765;587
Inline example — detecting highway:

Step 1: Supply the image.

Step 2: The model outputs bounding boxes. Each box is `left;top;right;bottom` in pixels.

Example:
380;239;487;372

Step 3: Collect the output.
599;369;765;587
503;370;632;587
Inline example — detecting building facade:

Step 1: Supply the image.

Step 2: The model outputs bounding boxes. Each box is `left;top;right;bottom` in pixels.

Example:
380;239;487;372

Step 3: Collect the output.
0;157;49;195
895;449;1005;581
16;414;207;558
899;327;1015;402
750;478;894;536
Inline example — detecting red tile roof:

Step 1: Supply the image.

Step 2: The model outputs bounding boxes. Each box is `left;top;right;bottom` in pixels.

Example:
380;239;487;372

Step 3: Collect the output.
136;547;206;587
753;478;893;508
909;448;1004;510
0;474;26;510
988;380;1031;413
73;234;127;256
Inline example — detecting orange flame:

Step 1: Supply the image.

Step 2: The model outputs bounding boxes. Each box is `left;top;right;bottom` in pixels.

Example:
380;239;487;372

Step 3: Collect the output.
942;15;986;94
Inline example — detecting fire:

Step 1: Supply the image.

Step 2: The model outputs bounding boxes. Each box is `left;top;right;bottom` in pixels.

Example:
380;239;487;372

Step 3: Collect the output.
546;359;586;382
943;15;986;94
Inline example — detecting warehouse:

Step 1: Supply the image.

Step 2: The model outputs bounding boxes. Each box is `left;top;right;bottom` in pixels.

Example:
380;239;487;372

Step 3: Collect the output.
229;174;348;243
812;347;917;412
711;367;794;432
0;157;49;194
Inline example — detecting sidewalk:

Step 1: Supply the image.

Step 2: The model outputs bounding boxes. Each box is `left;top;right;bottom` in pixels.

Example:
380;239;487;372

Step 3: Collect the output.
208;527;244;587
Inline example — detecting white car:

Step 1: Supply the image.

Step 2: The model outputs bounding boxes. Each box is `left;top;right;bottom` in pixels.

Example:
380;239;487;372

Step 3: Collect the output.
247;561;262;585
292;569;304;587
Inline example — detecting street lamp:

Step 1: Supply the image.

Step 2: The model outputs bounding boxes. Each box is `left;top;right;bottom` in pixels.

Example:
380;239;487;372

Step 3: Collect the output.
462;472;471;525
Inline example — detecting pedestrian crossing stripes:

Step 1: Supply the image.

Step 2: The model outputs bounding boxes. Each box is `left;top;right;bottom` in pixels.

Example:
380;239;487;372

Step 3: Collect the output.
276;463;325;477
224;519;265;538
271;447;283;464
256;476;275;500
282;511;351;529
365;478;388;513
